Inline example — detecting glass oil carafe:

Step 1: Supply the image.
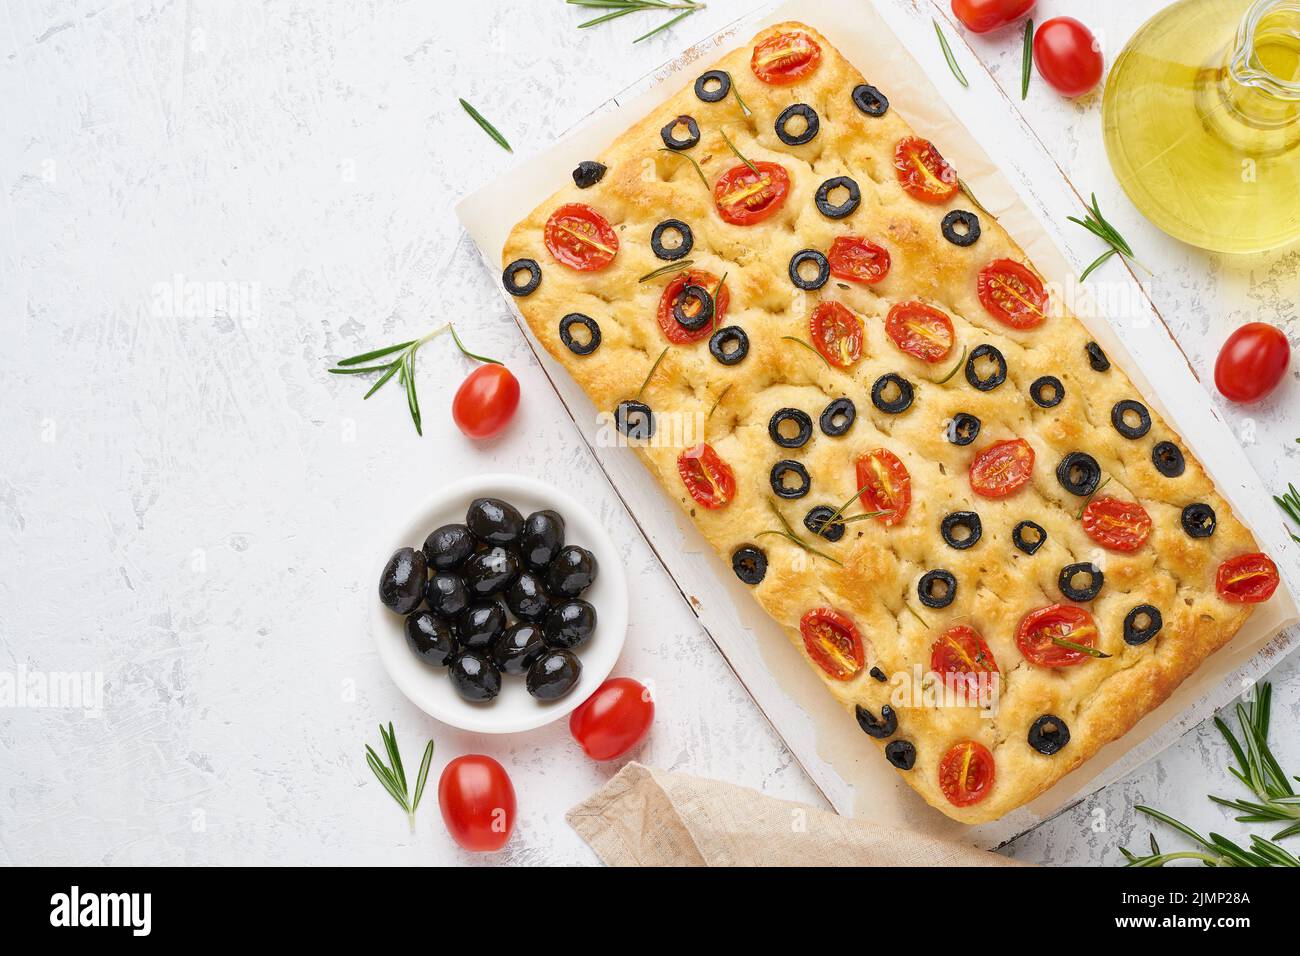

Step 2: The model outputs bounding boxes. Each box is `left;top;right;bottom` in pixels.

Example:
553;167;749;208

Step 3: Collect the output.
1102;0;1300;253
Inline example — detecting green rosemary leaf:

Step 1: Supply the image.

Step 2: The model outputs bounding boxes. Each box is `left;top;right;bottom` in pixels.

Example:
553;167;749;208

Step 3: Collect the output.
755;530;843;567
382;722;407;793
633;7;694;43
728;73;752;116
366;750;410;813
362;361;402;400
711;271;727;331
1078;248;1116;282
337;340;417;366
578;8;641;28
781;335;832;369
707;382;731;419
933;344;969;385
719;128;758;174
328;364;397;375
459;98;512;152
639;259;694;282
1050;636;1111;659
449;323;503;366
1021;19;1033;100
658;147;710;190
637;346;670;398
933;19;969;88
411;740;435;814
404;352;423;436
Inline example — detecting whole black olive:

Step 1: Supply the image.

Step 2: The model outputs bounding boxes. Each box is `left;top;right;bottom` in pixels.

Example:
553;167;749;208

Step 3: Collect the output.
572;160;606;189
466;497;524;546
885;740;916;770
492;622;546;676
544;599;597;649
1085;341;1110;372
422;523;475;571
546;545;598;598
520;510;566;570
504;570;550;621
425;572;470;618
457;602;507;650
461;546;520;598
449;651;502;702
404;610;457;666
379;547;427;616
526;649;582;701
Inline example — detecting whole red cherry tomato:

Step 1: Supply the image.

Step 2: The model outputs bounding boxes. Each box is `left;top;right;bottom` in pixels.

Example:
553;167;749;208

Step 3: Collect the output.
1214;322;1290;403
570;677;655;760
952;0;1035;34
1033;18;1104;97
438;754;517;853
452;364;520;439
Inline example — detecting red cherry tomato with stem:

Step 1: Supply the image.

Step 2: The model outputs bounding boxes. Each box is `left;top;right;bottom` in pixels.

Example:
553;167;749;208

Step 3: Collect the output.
570;678;655;760
1214;322;1290;403
438;755;517;852
1033;17;1104;98
452;363;520;439
951;0;1035;34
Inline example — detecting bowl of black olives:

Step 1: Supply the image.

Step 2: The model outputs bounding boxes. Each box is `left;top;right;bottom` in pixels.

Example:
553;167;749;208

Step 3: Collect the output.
372;474;627;733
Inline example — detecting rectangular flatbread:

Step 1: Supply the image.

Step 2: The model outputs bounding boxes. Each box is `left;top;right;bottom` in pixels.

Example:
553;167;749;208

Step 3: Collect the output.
502;21;1277;823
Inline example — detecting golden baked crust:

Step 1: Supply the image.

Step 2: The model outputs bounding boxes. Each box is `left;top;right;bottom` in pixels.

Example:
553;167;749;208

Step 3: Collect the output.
502;22;1262;823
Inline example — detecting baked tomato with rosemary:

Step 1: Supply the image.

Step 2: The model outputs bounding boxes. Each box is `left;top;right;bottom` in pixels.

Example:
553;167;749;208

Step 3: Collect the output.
930;624;999;693
677;443;736;510
893;136;958;204
799;607;864;681
809;301;864;368
1082;496;1153;553
968;438;1035;498
885;301;956;363
750;30;822;85
977;258;1048;329
1016;604;1099;668
828;236;891;285
1216;553;1280;604
714;161;791;226
544;203;618;272
657;269;730;344
938;740;996;807
856;448;912;526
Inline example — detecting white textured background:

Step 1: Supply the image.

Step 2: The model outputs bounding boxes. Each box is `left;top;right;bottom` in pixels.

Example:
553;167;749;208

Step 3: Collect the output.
1;0;1297;866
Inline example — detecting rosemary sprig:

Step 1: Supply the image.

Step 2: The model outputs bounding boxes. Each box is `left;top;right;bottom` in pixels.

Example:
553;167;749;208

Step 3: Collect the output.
658;147;710;190
822;477;891;530
1020;19;1034;100
782;335;832;369
1068;193;1149;280
459;99;511;152
1121;808;1299;867
567;0;705;44
329;323;501;436
719;128;758;175
727;73;752;117
711;271;727;331
1050;636;1111;659
1209;685;1300;839
1073;475;1112;520
933;19;969;88
707;382;731;419
760;500;844;566
638;346;670;398
932;344;969;385
639;260;694;282
1273;482;1300;544
365;723;435;831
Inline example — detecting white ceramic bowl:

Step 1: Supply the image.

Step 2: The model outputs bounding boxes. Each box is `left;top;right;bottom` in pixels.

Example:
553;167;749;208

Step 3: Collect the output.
371;473;628;734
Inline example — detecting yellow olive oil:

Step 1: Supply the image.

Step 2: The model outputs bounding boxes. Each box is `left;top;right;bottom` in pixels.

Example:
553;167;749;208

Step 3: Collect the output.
1103;0;1300;253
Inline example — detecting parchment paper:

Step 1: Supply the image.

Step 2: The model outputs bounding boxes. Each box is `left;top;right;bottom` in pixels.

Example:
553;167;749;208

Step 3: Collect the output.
457;0;1300;847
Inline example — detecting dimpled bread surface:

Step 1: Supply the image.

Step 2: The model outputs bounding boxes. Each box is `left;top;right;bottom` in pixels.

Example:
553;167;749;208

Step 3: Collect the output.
502;21;1260;824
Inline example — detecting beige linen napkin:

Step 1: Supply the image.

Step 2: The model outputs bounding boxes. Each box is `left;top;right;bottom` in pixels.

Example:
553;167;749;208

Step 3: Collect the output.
566;762;1025;866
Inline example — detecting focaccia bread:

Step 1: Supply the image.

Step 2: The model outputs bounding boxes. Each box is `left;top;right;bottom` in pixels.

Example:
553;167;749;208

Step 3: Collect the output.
500;22;1281;823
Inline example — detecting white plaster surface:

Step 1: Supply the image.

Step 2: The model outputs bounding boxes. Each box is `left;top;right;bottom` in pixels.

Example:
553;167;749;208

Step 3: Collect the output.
1;0;1296;866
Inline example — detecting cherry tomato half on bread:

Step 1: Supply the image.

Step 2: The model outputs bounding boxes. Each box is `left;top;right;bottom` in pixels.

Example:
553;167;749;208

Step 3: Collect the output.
677;443;736;510
938;740;996;807
856;448;912;526
1214;322;1290;403
799;607;865;681
951;0;1035;34
453;364;520;440
893;136;959;204
438;755;517;853
714;161;791;226
809;301;864;368
1216;553;1280;604
1016;604;1099;668
569;677;655;761
968;438;1035;498
657;269;730;345
1034;17;1104;98
930;625;999;694
828;236;892;285
544;203;618;272
977;259;1048;329
750;30;822;85
885;301;956;363
1082;496;1153;553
